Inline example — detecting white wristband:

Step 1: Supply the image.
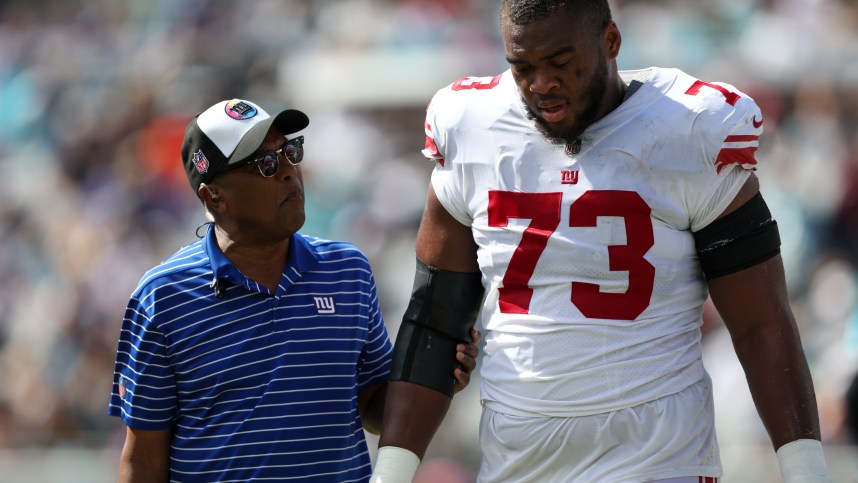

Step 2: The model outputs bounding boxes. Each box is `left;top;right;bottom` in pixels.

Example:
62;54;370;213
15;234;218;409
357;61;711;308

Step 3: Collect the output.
369;446;420;483
776;439;833;483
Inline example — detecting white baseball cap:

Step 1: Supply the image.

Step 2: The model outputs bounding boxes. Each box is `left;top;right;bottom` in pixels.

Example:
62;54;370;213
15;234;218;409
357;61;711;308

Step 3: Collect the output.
181;98;309;193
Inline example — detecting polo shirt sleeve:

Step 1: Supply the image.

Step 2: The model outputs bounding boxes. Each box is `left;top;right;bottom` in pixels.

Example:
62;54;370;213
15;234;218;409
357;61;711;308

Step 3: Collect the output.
107;290;177;430
356;271;393;390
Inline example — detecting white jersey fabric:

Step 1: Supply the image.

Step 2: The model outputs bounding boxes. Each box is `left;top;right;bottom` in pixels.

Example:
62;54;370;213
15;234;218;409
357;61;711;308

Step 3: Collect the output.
423;67;760;417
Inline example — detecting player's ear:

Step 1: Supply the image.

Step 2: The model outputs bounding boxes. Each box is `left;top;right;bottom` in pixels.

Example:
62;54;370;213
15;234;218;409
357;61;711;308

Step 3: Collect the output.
603;20;621;60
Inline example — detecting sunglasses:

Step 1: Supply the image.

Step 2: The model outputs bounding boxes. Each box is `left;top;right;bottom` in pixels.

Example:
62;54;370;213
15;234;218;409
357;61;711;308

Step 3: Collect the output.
225;135;305;178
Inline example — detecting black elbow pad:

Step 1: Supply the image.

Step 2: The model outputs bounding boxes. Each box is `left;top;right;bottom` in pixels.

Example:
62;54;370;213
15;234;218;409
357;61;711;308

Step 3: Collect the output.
389;259;484;396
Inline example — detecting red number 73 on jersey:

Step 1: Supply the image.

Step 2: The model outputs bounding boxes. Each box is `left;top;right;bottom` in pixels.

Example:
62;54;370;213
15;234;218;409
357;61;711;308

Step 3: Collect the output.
488;190;655;321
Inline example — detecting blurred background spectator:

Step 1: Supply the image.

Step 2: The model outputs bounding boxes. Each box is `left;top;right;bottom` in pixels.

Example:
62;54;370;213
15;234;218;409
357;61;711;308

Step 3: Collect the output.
0;0;856;481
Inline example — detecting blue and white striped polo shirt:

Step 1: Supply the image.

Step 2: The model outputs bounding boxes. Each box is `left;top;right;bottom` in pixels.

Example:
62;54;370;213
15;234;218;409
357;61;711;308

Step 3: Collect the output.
108;224;393;482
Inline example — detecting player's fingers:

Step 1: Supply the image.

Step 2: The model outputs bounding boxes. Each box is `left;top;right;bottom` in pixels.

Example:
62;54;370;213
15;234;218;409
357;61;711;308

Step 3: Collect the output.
457;348;477;373
453;368;470;393
457;343;478;360
458;330;480;359
466;342;478;358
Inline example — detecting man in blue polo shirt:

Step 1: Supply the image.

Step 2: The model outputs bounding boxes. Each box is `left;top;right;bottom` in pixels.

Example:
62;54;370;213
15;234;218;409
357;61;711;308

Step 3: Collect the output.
107;99;479;482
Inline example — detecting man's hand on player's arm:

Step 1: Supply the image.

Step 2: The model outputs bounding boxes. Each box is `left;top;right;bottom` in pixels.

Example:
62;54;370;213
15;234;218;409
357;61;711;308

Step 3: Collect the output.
455;327;481;394
359;327;480;436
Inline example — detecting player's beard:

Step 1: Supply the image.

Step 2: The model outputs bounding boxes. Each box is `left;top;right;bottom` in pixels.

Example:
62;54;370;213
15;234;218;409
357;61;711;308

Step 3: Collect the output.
523;58;609;146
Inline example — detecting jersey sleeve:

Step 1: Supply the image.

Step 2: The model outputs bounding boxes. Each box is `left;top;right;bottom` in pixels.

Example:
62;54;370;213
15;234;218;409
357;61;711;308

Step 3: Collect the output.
107;288;177;430
423;87;476;227
686;83;763;232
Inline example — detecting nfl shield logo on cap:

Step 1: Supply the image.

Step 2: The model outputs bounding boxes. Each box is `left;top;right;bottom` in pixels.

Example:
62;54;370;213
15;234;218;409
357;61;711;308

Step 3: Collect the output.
192;149;209;174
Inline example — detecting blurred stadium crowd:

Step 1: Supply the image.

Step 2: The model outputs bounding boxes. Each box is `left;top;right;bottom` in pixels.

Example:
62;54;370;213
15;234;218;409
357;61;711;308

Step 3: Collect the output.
1;0;857;481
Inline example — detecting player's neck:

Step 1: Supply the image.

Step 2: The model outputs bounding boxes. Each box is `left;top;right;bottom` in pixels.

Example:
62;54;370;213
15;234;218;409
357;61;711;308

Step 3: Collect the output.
607;74;629;113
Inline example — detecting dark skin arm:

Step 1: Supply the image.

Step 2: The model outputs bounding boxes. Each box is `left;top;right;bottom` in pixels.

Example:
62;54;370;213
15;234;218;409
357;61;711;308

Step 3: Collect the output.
118;426;171;483
361;327;481;435
707;174;821;449
377;185;480;458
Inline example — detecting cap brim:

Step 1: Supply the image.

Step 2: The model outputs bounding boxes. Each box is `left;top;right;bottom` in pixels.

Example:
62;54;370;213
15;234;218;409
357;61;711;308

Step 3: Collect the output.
228;109;310;165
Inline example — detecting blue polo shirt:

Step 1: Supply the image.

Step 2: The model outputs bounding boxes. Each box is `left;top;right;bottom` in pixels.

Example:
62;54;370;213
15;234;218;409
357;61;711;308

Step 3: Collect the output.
108;225;393;482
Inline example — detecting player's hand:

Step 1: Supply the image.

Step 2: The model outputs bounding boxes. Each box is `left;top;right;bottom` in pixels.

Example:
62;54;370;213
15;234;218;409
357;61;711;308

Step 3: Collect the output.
453;328;481;394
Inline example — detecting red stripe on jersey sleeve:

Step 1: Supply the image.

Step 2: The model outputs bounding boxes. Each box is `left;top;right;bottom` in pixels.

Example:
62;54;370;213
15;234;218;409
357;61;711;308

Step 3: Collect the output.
715;146;758;174
422;120;445;167
724;134;759;143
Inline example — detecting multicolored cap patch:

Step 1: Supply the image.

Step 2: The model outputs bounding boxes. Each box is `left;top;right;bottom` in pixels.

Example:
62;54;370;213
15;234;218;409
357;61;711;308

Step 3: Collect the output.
224;100;258;120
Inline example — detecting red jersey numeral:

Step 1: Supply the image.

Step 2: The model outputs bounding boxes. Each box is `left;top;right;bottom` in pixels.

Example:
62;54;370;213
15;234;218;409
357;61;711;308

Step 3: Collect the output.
487;190;655;320
684;80;740;106
451;74;502;91
569;191;655;320
488;191;562;314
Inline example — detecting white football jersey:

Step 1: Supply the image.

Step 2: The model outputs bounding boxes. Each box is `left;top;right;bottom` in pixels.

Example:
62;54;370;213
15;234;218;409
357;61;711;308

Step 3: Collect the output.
423;67;761;417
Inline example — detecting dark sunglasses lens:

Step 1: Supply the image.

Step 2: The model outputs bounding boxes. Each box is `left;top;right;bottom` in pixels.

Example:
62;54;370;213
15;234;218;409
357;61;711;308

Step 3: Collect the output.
257;152;279;177
284;138;303;164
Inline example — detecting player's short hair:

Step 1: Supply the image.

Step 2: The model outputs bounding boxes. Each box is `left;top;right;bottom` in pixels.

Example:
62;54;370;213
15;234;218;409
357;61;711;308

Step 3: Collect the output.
501;0;612;36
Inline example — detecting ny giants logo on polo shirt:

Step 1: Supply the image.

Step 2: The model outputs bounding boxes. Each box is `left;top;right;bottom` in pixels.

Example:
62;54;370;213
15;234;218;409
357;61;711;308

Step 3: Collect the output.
193;149;209;174
314;296;336;314
225;100;258;120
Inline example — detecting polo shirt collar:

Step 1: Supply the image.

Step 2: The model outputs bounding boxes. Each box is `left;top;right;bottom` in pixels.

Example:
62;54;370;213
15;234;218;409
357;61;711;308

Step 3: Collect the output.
203;224;320;296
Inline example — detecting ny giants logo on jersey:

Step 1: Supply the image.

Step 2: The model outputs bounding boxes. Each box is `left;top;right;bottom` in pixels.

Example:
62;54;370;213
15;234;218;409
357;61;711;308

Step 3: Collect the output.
561;170;579;185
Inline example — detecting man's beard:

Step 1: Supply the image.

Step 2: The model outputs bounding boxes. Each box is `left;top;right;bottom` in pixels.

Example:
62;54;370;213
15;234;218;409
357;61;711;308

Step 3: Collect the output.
524;60;609;146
